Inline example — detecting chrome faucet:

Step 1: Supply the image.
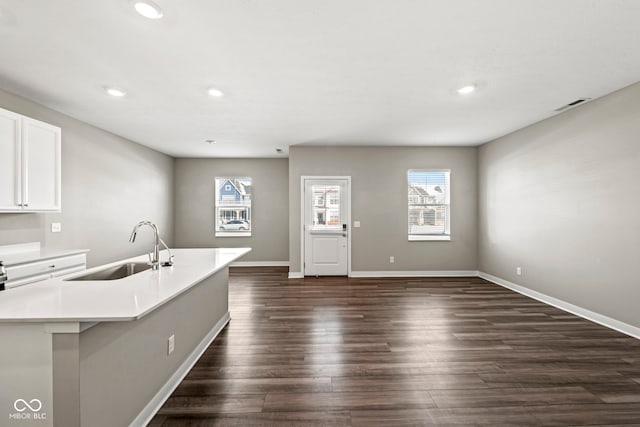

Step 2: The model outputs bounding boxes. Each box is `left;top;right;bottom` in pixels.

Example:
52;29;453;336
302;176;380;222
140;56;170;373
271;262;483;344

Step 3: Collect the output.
129;221;161;270
0;260;7;291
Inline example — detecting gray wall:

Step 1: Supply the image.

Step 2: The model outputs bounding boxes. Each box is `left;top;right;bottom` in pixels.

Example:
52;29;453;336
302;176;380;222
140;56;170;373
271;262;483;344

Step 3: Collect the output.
478;81;640;328
289;146;478;273
174;158;289;262
0;89;175;268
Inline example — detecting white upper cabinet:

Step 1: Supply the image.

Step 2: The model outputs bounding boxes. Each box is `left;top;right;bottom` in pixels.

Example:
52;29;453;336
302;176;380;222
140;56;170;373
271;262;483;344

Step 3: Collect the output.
0;107;61;212
0;109;22;211
21;117;62;211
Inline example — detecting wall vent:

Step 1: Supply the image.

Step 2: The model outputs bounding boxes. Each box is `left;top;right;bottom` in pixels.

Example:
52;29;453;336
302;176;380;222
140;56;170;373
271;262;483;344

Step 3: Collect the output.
554;98;591;112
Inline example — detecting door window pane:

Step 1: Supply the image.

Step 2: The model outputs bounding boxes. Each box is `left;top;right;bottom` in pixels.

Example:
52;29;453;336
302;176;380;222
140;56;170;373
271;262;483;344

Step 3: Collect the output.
311;184;340;230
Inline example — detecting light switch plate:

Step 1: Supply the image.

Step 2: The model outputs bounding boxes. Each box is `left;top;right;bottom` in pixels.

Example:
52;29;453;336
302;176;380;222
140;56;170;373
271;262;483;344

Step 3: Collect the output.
354;221;361;228
51;222;62;233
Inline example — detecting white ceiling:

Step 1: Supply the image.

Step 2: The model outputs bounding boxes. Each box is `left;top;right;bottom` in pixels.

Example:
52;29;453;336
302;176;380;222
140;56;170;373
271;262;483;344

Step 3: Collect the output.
1;1;639;158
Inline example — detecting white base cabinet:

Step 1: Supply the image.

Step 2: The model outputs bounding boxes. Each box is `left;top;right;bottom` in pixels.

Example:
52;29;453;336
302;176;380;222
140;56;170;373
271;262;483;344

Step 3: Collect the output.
0;107;61;212
5;253;87;289
0;243;88;289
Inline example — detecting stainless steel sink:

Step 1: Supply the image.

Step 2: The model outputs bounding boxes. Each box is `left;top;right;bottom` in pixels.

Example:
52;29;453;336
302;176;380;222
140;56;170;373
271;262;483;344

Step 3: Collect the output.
65;262;152;281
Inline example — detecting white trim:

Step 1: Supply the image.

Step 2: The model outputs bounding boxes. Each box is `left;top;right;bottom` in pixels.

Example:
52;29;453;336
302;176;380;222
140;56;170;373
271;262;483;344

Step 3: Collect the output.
349;270;479;278
131;312;231;427
408;235;451;241
301;176;352;277
299;176;304;278
288;271;304;279
478;272;640;340
215;231;251;237
230;261;289;267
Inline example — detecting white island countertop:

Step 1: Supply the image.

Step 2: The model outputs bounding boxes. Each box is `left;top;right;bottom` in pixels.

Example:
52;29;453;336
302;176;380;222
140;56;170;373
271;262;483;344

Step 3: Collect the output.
0;248;250;323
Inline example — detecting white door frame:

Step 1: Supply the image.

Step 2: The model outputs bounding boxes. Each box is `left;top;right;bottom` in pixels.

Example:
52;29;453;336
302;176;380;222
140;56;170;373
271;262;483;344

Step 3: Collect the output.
300;176;352;276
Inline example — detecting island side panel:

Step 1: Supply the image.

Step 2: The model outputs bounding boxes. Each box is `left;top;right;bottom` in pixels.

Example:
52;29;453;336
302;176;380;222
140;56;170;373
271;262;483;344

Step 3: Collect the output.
77;269;229;427
0;324;53;427
51;334;80;427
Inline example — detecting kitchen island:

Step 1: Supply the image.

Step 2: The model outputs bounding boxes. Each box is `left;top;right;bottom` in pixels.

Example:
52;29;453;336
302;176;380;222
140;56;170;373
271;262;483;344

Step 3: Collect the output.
0;247;250;427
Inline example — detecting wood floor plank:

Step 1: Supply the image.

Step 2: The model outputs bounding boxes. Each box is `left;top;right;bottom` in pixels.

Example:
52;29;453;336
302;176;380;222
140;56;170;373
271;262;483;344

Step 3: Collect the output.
429;386;602;408
153;411;352;426
172;377;333;396
263;390;436;412
150;267;640;426
526;403;640;426
330;374;488;392
350;407;539;426
157;395;265;415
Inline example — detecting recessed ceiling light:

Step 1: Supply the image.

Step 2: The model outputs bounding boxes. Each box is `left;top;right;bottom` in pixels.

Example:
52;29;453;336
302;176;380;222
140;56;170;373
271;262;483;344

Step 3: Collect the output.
205;139;216;144
207;88;224;97
133;1;163;19
457;84;476;95
104;87;127;97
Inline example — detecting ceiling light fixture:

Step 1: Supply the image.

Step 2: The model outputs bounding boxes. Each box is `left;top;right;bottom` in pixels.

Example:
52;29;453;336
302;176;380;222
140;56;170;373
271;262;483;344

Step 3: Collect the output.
457;84;476;95
205;139;216;144
104;87;127;97
207;87;224;97
133;1;164;19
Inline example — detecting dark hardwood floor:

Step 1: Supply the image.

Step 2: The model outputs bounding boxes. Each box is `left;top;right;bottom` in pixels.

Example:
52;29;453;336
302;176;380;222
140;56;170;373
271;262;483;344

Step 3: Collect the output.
149;267;640;426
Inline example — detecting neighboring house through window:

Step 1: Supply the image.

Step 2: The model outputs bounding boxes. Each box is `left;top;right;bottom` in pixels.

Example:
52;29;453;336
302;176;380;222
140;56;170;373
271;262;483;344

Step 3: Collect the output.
408;169;450;241
215;177;252;236
311;184;341;228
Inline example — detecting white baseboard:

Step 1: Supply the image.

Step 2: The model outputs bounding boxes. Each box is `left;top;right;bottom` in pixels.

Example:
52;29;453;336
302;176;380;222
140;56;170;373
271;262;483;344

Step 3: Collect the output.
349;270;479;278
478;272;640;340
230;261;289;267
288;270;478;279
130;312;231;427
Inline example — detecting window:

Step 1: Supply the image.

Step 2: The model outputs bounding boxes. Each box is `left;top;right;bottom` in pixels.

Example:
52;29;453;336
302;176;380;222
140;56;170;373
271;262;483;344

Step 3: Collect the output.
408;170;450;241
215;177;252;237
310;184;341;229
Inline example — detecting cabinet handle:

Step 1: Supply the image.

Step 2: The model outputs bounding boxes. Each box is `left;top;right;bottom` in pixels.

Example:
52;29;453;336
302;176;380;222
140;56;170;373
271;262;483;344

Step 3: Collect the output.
49;265;55;269
23;203;29;207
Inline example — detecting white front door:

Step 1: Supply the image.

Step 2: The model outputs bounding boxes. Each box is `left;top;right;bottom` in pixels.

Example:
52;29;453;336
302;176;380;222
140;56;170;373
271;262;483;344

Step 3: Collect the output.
303;178;350;276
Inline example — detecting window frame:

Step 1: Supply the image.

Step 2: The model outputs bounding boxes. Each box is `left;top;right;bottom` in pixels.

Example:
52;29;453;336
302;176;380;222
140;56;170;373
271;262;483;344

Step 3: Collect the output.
407;169;451;241
215;177;252;237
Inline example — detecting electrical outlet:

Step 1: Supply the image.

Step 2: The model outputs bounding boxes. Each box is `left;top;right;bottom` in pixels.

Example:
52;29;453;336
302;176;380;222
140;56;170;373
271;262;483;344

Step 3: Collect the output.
516;267;522;276
353;221;361;228
51;222;62;233
390;256;395;264
168;334;175;355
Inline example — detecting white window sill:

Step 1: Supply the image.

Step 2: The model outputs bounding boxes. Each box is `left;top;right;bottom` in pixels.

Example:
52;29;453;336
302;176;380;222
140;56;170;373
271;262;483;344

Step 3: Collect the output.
215;231;251;237
408;235;451;241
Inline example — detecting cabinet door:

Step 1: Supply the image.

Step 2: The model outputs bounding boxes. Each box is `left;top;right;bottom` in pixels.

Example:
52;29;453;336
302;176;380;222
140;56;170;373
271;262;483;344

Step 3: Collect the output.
22;117;61;211
0;108;22;211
